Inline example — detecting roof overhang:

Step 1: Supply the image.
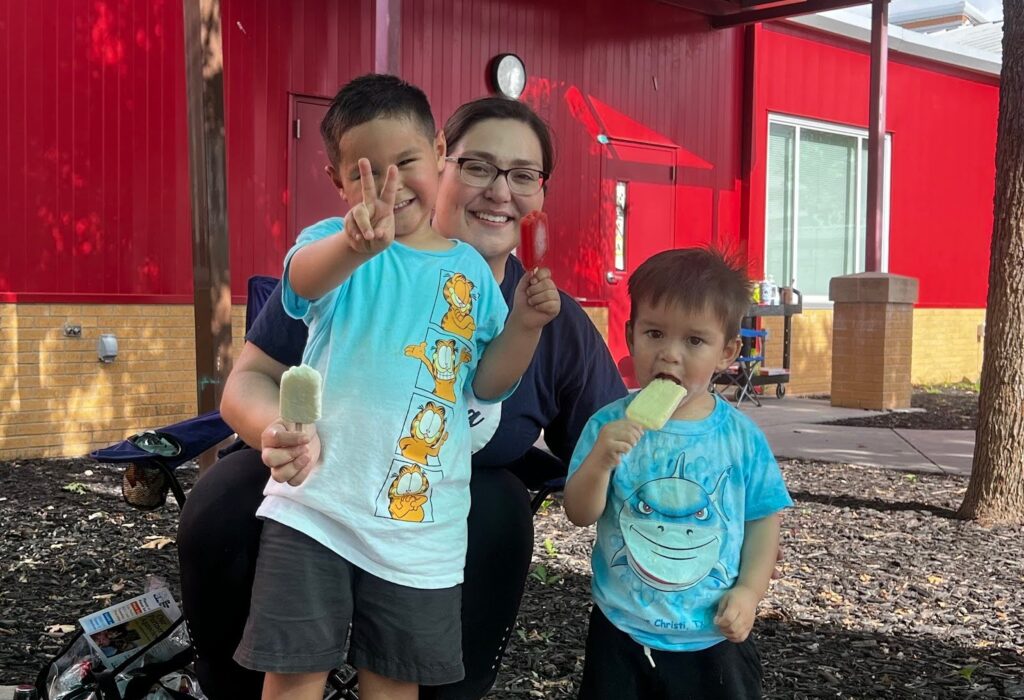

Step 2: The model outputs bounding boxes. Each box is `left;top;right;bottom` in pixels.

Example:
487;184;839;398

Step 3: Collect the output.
657;0;873;28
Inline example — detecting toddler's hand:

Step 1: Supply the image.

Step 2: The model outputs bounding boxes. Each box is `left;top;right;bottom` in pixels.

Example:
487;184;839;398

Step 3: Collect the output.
714;584;760;642
593;419;644;471
510;267;561;330
261;419;322;487
343;158;398;256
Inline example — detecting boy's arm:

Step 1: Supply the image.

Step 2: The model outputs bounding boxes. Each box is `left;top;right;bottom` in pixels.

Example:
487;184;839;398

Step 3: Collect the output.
563;420;644;526
472;267;560;400
714;514;782;642
289;159;398;300
737;514;782;597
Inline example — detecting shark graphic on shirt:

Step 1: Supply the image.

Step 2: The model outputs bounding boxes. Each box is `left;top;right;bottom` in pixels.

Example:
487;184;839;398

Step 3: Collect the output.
611;452;731;592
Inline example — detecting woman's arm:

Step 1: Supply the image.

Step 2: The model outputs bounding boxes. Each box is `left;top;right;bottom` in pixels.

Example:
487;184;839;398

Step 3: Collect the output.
220;342;288;448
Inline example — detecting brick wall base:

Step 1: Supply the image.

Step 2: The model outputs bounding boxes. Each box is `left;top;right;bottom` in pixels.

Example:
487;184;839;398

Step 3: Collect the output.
0;302;985;458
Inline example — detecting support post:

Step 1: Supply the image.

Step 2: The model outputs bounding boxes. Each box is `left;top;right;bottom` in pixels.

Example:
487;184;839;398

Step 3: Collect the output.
866;0;889;272
375;0;402;74
183;0;232;418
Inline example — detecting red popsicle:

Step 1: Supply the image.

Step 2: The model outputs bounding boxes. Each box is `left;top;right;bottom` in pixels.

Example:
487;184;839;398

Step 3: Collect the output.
519;210;548;268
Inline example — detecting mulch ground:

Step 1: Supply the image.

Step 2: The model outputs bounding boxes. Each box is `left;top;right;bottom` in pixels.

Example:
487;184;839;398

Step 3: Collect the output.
3;451;1022;698
822;385;979;431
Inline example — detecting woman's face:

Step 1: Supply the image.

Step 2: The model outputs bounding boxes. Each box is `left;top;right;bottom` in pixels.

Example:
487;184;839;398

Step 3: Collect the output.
434;118;546;266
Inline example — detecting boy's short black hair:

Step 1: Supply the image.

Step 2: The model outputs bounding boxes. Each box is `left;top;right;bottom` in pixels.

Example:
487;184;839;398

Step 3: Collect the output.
628;248;752;340
320;73;436;169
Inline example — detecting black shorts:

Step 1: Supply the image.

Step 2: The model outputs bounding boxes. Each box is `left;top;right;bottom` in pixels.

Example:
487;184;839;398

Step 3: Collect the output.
579;605;762;700
233;520;463;686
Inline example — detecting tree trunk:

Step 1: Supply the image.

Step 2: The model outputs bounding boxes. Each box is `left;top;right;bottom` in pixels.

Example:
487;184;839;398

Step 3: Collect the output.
959;2;1024;525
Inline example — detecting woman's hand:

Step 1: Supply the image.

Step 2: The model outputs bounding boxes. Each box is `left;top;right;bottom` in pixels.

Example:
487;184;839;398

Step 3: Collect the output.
510;267;561;330
343;158;398;256
592;419;644;471
261;419;322;487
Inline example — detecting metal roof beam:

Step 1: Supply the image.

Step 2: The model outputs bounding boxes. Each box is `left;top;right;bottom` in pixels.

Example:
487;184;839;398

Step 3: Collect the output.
710;0;868;28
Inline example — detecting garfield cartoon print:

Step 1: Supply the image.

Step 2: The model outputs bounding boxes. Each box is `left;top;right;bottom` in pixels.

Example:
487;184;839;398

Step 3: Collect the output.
387;464;431;522
440;273;476;339
404;340;472;403
399;401;449;464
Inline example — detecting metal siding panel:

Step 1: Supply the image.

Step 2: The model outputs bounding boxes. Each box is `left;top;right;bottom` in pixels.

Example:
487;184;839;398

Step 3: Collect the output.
756;24;996;308
5;1;29;294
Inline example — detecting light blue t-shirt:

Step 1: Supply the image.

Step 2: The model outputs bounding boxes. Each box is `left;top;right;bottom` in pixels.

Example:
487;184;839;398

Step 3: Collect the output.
257;218;509;589
567;393;793;651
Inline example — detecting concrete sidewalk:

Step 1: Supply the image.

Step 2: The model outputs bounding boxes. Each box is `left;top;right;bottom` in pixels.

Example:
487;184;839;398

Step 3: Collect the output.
738;396;974;476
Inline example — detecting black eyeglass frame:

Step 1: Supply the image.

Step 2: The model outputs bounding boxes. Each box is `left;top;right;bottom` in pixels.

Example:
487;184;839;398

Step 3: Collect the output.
444;156;549;194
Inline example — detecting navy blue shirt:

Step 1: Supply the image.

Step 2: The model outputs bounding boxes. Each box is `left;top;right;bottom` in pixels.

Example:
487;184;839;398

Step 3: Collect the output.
246;255;627;470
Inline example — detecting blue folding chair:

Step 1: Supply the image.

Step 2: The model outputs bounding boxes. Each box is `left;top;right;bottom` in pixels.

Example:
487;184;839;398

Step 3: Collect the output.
89;275;280;510
714;327;768;407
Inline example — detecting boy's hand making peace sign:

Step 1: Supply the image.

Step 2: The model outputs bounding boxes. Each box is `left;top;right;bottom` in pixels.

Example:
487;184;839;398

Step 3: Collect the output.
343;158;399;256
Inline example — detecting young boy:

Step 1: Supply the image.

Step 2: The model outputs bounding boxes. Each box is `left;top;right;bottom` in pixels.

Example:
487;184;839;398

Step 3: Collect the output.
564;248;792;700
233;74;560;700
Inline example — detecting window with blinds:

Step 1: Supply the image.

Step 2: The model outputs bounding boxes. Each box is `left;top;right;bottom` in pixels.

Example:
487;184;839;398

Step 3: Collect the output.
765;115;891;302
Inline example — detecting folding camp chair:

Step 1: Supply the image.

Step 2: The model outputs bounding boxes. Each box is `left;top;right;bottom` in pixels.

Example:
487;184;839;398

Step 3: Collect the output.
89;275;279;510
713;327;768;407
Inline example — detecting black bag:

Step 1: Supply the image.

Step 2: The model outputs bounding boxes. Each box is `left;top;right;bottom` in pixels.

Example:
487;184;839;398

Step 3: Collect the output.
35;616;202;700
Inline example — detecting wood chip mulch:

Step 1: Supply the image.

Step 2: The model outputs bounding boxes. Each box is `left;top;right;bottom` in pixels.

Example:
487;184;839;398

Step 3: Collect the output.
2;456;1022;699
822;386;978;431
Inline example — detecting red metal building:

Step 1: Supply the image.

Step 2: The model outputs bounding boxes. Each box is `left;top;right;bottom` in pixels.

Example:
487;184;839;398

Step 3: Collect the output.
0;0;999;457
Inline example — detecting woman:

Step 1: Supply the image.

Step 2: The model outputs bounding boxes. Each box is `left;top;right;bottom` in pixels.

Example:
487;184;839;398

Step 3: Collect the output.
177;97;627;700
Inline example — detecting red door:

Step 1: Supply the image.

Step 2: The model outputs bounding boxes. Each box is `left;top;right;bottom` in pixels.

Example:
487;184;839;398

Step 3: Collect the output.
290;96;347;241
601;141;677;385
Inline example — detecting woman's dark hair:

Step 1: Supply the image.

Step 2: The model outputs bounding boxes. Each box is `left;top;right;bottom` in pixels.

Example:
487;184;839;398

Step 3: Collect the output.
443;97;555;178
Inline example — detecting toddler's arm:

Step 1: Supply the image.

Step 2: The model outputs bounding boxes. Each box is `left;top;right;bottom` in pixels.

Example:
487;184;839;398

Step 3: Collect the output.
714;514;781;642
564;419;644;526
472;267;560;400
289;159;398;299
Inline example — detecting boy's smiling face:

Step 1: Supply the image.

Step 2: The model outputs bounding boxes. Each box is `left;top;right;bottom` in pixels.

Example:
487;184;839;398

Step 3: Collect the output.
328;117;445;243
627;300;741;420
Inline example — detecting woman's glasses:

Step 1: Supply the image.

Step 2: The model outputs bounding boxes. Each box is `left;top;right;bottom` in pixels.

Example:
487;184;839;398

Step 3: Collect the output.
445;157;548;196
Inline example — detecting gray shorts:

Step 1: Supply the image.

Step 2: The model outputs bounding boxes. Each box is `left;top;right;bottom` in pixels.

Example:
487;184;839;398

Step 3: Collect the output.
233;520;464;686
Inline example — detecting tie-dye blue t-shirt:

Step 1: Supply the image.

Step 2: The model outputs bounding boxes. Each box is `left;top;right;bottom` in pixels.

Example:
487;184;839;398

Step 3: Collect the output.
567;393;792;652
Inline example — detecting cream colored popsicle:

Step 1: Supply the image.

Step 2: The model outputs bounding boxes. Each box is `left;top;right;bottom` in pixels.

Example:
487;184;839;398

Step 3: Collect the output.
279;364;323;430
626;379;688;430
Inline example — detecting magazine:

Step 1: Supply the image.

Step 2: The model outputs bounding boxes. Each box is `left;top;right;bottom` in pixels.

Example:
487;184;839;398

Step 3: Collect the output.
77;588;182;669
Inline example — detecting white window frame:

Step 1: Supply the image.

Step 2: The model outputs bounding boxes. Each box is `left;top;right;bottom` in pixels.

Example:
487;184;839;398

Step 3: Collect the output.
765;113;892;306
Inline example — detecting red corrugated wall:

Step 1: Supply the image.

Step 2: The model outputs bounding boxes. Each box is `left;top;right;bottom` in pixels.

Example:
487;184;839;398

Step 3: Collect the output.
398;0;745;300
220;0;374;297
2;0;744;303
1;0;193;302
749;23;998;308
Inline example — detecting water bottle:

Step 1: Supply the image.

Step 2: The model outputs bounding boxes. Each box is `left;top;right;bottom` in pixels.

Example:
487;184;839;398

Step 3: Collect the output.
758;278;772;306
767;275;780;305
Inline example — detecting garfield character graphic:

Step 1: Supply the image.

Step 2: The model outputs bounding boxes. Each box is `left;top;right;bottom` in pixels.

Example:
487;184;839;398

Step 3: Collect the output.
387;464;430;522
405;339;472;402
399;402;449;464
440;273;476;339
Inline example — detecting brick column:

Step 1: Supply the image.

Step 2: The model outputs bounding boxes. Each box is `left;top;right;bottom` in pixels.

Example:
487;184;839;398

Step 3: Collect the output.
829;273;919;409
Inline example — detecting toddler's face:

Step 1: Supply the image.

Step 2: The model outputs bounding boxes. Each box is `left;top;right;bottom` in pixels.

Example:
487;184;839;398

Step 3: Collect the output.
627;300;740;419
330;117;445;240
